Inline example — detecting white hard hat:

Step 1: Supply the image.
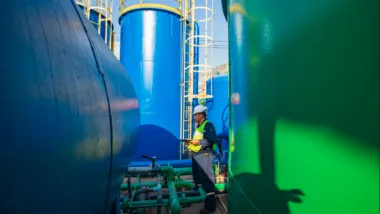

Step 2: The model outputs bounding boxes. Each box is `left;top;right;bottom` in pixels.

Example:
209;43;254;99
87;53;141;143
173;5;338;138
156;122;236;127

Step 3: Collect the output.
193;105;207;115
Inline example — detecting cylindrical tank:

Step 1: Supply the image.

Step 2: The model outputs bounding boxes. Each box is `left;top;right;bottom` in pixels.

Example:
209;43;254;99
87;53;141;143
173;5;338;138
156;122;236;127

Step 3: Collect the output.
119;4;182;161
226;0;379;214
77;4;113;46
0;0;139;213
206;74;229;160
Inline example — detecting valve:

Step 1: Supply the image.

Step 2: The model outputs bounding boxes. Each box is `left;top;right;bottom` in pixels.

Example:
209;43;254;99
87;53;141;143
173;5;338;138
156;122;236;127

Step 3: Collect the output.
141;155;156;167
141;155;158;177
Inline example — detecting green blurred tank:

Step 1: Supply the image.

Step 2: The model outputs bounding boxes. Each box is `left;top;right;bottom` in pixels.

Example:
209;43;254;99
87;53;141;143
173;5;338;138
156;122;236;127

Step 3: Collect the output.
226;0;379;213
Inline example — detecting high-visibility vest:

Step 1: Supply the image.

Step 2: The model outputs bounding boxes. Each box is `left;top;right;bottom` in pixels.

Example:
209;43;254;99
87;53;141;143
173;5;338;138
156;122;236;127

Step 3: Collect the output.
188;120;214;153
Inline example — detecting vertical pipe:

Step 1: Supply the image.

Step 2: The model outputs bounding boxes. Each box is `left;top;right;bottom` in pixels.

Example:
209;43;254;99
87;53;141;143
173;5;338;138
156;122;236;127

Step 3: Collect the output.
105;0;108;45
97;4;101;34
210;0;214;97
111;31;114;51
167;181;181;214
204;0;208;76
188;0;195;140
179;9;184;160
109;0;113;48
165;168;181;214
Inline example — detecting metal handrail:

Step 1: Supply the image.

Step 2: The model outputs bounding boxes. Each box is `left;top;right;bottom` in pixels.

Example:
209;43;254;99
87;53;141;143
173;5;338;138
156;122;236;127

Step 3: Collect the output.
119;0;181;15
180;0;214;159
75;0;114;50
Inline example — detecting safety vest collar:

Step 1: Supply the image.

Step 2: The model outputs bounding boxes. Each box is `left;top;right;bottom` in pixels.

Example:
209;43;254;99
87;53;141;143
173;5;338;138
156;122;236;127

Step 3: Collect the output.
197;119;208;129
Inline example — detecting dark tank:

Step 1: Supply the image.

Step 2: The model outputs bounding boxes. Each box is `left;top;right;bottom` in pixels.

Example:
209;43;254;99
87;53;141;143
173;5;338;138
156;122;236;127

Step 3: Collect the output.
0;0;139;213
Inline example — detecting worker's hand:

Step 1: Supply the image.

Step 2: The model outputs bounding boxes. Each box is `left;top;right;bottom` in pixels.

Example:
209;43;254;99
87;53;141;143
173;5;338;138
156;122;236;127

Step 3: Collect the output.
191;139;200;145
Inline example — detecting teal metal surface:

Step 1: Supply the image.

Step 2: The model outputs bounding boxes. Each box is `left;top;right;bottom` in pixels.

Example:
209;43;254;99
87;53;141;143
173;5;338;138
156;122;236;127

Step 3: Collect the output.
0;0;139;213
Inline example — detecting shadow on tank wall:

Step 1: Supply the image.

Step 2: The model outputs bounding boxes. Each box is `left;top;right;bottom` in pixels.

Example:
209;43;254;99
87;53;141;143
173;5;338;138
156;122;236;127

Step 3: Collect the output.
249;0;379;149
228;173;305;213
229;114;305;214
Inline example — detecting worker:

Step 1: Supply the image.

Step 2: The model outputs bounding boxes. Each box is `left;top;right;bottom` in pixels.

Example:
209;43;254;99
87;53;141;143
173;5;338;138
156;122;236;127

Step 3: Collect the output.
186;104;217;214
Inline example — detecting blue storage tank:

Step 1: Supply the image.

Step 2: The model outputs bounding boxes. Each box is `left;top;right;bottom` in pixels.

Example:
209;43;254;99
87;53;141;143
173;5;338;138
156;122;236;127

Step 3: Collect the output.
0;0;139;213
206;74;229;160
119;4;197;161
77;3;113;46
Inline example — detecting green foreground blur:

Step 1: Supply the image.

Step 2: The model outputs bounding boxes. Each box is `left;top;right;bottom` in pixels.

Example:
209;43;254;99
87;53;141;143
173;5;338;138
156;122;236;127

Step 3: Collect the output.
227;0;379;213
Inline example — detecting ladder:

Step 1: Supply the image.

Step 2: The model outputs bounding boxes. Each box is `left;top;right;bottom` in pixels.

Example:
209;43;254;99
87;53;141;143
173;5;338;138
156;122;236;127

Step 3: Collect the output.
76;0;114;50
180;0;214;159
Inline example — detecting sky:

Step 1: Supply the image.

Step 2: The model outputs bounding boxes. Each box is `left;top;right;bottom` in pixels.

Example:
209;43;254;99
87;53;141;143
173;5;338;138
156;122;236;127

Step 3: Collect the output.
111;0;228;68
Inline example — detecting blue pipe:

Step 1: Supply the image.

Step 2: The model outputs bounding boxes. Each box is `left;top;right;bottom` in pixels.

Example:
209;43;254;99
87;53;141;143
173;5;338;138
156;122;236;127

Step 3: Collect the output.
130;159;192;168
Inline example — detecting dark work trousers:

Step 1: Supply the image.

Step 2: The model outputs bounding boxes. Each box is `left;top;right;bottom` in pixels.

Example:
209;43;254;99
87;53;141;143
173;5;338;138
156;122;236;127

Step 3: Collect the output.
192;150;216;212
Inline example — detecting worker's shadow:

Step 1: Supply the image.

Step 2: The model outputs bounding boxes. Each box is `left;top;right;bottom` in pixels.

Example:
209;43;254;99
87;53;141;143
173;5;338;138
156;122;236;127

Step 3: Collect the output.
229;77;305;214
228;172;305;214
228;115;305;214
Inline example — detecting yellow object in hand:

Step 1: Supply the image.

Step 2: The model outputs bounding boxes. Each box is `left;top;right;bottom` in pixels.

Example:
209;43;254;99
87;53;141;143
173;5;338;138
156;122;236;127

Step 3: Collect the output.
187;144;202;152
185;139;202;152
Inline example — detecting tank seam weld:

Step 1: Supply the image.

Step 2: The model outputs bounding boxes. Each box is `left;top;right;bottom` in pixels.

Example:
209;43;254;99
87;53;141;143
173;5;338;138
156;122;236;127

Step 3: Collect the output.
70;0;114;212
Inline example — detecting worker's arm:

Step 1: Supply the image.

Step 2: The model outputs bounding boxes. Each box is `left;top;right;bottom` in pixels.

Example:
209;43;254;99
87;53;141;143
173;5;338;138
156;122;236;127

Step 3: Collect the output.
199;122;217;148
